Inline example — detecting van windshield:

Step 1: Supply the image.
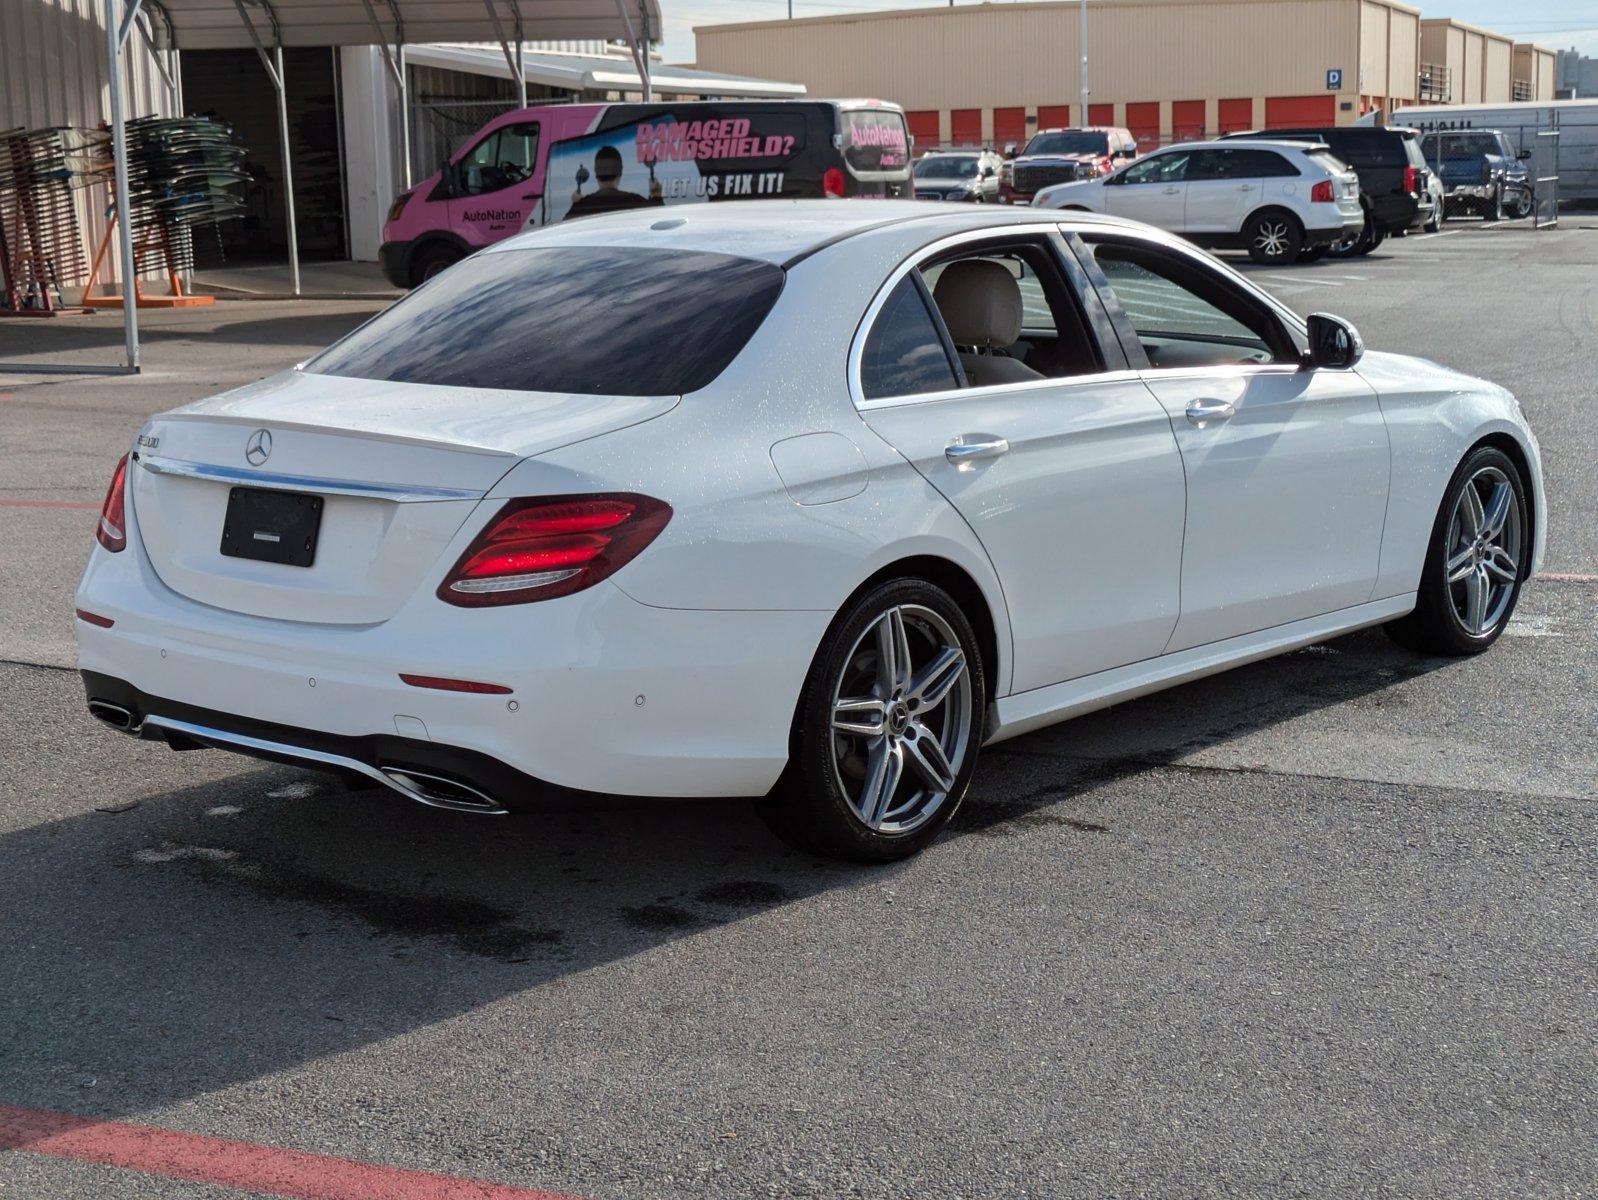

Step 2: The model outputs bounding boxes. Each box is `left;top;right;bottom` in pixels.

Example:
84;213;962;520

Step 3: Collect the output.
1025;131;1109;156
842;109;910;174
307;247;785;396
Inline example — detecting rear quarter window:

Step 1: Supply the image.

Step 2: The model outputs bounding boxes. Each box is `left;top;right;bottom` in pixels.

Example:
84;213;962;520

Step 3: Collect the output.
307;246;784;396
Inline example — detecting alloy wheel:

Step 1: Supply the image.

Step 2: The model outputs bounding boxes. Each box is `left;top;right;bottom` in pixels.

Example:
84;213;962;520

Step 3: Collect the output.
829;604;973;835
1253;219;1292;259
1445;466;1523;637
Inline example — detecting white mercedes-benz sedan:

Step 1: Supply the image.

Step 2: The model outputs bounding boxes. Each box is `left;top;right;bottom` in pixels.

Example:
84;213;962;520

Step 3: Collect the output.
76;202;1545;861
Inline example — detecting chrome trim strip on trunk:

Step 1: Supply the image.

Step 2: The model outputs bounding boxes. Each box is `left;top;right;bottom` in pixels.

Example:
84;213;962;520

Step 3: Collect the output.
140;715;509;815
136;455;487;503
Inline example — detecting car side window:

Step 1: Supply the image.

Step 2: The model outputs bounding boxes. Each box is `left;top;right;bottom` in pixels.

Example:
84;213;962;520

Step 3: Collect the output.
860;275;961;400
459;122;539;196
1087;239;1290;369
1120;152;1189;185
1239;149;1299;177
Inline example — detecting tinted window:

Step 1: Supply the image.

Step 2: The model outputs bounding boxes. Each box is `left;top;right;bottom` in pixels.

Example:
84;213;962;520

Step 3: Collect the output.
1121;152;1190;184
459;122;539;196
1190;148;1296;180
843;109;910;174
1329;132;1403;167
916;155;980;179
1424;132;1504;158
309;247;784;396
861;276;958;399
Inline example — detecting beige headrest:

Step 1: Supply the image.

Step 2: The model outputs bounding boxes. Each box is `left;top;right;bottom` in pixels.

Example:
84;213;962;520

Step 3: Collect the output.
932;259;1023;349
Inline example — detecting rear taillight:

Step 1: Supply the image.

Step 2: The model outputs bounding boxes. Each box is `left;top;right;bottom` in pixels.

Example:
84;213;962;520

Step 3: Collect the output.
438;494;671;607
96;453;128;552
823;167;845;198
1402;165;1418;194
1310;179;1334;203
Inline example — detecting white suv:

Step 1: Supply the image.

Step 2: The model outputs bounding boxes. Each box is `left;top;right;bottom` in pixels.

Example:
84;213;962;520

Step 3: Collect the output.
1034;140;1362;265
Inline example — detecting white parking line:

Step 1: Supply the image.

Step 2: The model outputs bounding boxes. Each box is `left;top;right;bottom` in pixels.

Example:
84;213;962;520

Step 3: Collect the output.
1262;275;1344;287
1407;230;1461;241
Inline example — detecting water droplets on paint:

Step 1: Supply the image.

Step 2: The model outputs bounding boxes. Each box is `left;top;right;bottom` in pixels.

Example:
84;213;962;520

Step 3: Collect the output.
267;781;319;799
206;805;244;817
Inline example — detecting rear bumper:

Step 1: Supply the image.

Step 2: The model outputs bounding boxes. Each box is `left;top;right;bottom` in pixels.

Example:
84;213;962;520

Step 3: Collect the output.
74;525;826;802
378;241;412;289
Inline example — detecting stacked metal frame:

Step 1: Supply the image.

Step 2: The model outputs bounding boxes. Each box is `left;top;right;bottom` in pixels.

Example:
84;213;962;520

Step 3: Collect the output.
0;127;98;314
118;115;248;275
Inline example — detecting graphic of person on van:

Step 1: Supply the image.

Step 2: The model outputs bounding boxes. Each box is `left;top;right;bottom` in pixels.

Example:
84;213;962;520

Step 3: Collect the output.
566;145;663;219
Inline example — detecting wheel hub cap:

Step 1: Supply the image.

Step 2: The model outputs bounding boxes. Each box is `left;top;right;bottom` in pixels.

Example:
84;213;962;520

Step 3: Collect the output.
1445;465;1522;638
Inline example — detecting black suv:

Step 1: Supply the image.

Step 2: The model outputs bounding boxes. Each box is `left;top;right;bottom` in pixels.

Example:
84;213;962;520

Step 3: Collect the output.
1223;125;1428;256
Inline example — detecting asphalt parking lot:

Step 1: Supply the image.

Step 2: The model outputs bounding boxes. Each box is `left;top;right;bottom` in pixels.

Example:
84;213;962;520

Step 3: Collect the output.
1;222;1595;1199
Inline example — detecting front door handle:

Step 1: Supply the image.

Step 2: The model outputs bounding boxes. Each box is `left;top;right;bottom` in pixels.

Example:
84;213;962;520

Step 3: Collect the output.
945;435;1010;465
1237;184;1255;191
1185;398;1236;427
1162;186;1181;194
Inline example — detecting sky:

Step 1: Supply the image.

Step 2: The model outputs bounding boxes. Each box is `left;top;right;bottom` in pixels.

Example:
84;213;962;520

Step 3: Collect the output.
662;0;1598;69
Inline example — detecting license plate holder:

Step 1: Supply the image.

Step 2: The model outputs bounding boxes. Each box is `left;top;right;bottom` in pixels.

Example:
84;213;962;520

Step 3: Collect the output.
220;486;323;567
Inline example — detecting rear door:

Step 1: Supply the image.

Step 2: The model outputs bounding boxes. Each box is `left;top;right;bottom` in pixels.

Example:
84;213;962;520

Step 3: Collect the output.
857;231;1187;691
1103;149;1192;228
1183;148;1262;233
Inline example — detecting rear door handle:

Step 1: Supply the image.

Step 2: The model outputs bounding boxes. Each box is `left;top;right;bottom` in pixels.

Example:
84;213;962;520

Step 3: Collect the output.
1162;186;1180;194
1237;184;1255;191
1185;399;1236;427
945;435;1010;464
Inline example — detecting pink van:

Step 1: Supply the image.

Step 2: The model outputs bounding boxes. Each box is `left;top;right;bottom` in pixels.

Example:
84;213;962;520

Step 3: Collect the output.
380;99;913;287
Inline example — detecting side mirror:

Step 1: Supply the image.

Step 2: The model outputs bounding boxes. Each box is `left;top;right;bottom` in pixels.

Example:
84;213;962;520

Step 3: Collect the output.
1306;312;1364;370
1517;148;1532;160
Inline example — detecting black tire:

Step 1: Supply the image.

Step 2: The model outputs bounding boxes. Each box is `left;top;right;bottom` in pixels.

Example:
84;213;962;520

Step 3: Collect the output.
1245;211;1303;265
1423;198;1443;233
1295;245;1330;264
1508;189;1533;220
409;243;463;287
1384;445;1529;657
1353;222;1386;256
1328;214;1372;258
759;578;987;863
1485;184;1505;222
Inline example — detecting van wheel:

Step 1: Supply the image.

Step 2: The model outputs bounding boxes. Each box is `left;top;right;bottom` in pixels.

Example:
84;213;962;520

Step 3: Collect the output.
410;244;463;287
760;578;986;863
1245;212;1302;265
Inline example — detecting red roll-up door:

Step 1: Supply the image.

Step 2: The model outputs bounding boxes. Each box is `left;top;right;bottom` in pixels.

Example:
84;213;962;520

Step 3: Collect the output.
1124;101;1159;148
1171;99;1205;142
992;107;1026;150
1088;103;1115;127
905;110;940;147
1264;95;1336;126
1036;104;1071;130
1217;98;1254;133
950;108;982;147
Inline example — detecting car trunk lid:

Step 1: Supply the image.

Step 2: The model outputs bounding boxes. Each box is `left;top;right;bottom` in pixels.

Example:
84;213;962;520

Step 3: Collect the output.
129;370;677;624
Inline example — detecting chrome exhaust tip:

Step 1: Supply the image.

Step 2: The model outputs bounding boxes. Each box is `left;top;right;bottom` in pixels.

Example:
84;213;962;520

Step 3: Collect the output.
88;700;138;733
378;767;508;815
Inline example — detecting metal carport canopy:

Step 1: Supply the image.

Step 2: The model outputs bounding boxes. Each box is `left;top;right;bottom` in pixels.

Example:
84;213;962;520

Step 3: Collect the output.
92;0;661;376
142;0;661;49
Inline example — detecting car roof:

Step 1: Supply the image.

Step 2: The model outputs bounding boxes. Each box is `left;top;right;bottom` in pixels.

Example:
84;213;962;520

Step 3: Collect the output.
486;200;1151;267
1158;138;1329;153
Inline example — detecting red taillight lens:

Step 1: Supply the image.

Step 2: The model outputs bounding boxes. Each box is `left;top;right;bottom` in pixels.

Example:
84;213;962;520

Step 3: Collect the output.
96;453;128;552
1310;179;1334;203
823;167;845;198
399;673;512;694
1403;165;1418;194
438;494;671;607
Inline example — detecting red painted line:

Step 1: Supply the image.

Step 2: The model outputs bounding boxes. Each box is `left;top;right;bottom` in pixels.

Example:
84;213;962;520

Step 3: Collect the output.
0;497;99;510
0;1104;585;1200
1537;572;1598;583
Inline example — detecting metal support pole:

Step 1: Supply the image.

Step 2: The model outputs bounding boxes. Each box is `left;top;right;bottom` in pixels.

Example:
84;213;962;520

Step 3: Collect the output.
105;0;140;371
397;43;411;187
514;9;525;108
1079;0;1089;123
615;0;650;101
272;45;301;296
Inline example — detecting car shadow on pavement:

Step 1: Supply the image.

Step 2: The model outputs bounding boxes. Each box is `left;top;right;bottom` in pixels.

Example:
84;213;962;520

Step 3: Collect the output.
0;622;1452;1124
0;309;384;363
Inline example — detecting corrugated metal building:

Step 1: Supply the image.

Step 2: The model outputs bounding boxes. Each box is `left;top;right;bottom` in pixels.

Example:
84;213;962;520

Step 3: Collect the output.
1;0;180;283
1512;43;1558;104
694;0;1553;151
1419;18;1516;105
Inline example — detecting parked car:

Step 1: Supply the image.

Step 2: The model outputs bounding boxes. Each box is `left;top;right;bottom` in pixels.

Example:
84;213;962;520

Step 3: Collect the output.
380;99;913;287
999;127;1138;204
1415;163;1446;232
1421;129;1533;219
913;149;1004;202
1034;139;1362;265
77;203;1543;862
1223;125;1428;255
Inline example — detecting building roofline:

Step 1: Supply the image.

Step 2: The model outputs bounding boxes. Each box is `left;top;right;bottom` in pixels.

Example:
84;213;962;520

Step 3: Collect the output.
1419;16;1516;44
696;0;1421;37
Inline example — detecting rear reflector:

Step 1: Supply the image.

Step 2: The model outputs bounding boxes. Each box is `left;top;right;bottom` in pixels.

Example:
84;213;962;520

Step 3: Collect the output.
399;673;513;695
75;608;115;628
438;493;671;607
96;453;129;553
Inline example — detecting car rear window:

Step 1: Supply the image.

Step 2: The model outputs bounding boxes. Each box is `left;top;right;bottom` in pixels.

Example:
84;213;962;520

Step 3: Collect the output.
307;247;784;396
843;109;910;174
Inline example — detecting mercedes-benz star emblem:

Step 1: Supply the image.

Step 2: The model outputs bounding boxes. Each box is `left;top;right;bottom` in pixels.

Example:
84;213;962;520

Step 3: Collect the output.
245;429;273;466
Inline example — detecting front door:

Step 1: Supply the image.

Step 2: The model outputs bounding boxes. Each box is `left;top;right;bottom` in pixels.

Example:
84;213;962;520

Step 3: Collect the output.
447;120;542;248
1103;149;1192;230
1081;234;1391;651
855;233;1187;693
